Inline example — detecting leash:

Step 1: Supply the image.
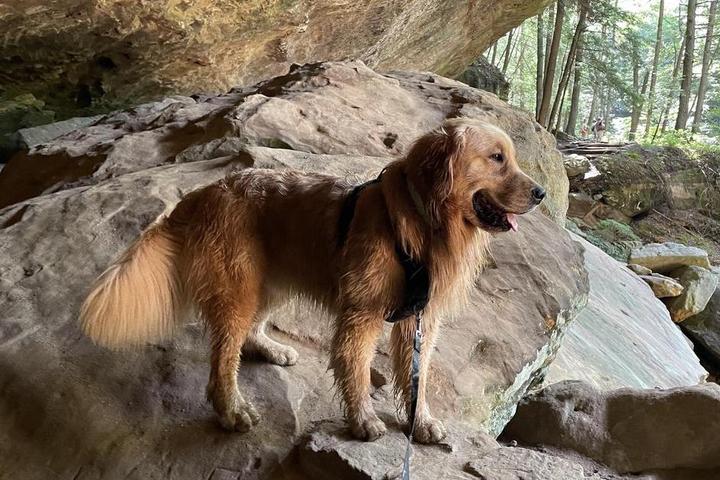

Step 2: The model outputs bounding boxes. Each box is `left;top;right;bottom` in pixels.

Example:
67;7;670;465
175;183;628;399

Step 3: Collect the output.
337;173;430;480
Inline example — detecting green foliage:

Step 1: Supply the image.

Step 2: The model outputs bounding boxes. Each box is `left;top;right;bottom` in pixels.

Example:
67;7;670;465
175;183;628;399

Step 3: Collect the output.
644;130;720;156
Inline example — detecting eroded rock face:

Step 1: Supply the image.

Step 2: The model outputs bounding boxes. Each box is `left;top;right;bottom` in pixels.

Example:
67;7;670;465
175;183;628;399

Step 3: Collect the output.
0;145;586;477
0;61;568;224
0;0;552;118
502;380;720;475
546;236;707;391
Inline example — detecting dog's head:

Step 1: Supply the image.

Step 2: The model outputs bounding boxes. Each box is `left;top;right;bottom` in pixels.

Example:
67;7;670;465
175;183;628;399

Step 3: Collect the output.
405;118;545;233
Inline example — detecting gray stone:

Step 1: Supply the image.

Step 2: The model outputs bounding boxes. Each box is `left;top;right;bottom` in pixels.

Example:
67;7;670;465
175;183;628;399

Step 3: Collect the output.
503;380;720;474
627;263;652;275
465;448;586;480
546;236;707;390
682;287;720;366
629;242;711;274
17;114;104;148
563;153;592;178
666;266;719;323
640;273;684;298
456;56;510;99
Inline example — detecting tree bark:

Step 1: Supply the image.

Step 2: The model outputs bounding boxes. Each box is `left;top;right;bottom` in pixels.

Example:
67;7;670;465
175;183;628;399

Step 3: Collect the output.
630;68;650;140
655;32;686;139
502;29;515;74
538;0;564;126
548;3;587;131
536;11;545;118
675;0;697;130
692;0;717;133
644;0;664;138
565;7;587;135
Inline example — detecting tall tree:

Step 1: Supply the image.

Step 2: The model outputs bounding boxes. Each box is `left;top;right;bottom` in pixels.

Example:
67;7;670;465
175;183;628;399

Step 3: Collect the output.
538;0;565;126
502;28;516;74
536;11;545;118
644;0;664;137
655;32;686;139
549;3;588;132
692;0;718;133
630;64;650;140
675;0;697;129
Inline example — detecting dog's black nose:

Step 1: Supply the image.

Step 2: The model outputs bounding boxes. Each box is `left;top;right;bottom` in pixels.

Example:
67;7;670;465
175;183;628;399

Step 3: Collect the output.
531;186;546;203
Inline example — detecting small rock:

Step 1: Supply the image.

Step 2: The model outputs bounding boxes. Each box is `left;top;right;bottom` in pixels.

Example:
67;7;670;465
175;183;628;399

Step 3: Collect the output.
629;242;711;274
640;273;684;298
627;263;652;275
563;154;592;178
665;266;719;323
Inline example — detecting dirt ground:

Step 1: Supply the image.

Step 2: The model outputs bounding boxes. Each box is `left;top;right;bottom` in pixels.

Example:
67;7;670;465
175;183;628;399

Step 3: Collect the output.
633;208;720;265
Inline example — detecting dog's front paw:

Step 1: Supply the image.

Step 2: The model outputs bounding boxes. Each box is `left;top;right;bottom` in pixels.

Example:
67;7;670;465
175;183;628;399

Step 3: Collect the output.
413;416;446;444
350;416;387;441
265;343;299;366
219;402;261;433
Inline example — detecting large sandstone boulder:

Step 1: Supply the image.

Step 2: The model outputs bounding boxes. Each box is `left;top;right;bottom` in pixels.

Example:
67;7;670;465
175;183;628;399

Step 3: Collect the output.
0;150;586;476
682;285;720;365
0;1;552;118
0;61;568;224
502;380;720;475
546;236;707;390
629;242;711;273
666;266;719;323
456;56;510;100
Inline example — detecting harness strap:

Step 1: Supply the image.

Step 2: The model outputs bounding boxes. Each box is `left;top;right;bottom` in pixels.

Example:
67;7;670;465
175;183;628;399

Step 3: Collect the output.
337;173;430;480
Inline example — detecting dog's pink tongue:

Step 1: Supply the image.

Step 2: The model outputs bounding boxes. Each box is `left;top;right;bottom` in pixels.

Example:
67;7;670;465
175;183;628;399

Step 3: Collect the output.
506;213;519;232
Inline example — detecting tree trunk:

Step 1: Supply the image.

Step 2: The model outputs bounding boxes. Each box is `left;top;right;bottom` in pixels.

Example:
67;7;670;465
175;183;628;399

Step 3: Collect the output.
536;11;545;118
587;83;598;127
502;29;515;74
630;69;650;140
692;0;717;133
655;32;686;139
548;4;587;131
644;0;664;137
544;4;556;74
675;0;697;130
490;41;498;65
565;8;587;135
538;0;564;126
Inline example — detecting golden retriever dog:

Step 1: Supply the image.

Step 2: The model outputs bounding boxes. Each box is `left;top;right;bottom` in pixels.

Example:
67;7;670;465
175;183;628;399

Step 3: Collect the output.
79;117;545;444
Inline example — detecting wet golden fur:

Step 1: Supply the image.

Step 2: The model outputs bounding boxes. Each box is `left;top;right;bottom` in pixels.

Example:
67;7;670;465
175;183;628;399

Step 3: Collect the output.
80;118;542;443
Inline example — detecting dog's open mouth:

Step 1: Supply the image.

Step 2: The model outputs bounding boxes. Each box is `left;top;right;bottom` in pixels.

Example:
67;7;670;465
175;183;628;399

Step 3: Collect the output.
472;191;519;233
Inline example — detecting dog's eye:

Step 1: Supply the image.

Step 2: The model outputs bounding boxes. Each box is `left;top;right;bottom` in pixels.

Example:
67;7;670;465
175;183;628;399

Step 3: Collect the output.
491;153;504;163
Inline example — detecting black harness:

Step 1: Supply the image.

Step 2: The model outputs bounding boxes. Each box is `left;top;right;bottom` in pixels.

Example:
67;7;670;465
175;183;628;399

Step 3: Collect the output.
337;175;429;480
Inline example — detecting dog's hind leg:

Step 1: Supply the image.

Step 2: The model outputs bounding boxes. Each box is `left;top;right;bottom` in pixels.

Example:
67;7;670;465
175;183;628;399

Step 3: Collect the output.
203;289;261;432
243;312;299;366
390;316;446;444
330;310;386;441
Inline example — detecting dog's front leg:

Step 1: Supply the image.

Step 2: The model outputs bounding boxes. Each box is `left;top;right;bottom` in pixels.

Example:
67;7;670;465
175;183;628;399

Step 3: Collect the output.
330;309;386;441
390;316;447;444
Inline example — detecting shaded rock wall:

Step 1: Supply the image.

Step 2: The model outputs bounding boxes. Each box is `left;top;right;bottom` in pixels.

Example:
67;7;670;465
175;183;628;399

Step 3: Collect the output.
0;0;552;119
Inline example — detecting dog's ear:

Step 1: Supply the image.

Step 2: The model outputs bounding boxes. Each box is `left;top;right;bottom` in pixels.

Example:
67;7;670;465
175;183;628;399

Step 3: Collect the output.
406;124;465;226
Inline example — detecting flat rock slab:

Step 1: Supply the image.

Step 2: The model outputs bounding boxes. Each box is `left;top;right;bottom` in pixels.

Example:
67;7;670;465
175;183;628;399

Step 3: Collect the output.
546;236;707;390
503;380;720;474
629;242;711;274
640;273;684;298
0;145;586;478
666;266;718;323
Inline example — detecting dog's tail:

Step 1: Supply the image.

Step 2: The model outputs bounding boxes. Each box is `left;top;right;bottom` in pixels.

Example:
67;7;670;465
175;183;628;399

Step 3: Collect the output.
80;222;185;349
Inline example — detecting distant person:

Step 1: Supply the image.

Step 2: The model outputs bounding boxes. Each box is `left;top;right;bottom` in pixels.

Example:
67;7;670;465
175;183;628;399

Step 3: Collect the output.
580;125;589;138
591;117;606;141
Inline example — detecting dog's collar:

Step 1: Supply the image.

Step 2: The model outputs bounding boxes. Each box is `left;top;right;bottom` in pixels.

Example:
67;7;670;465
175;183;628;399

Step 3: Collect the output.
406;176;431;226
